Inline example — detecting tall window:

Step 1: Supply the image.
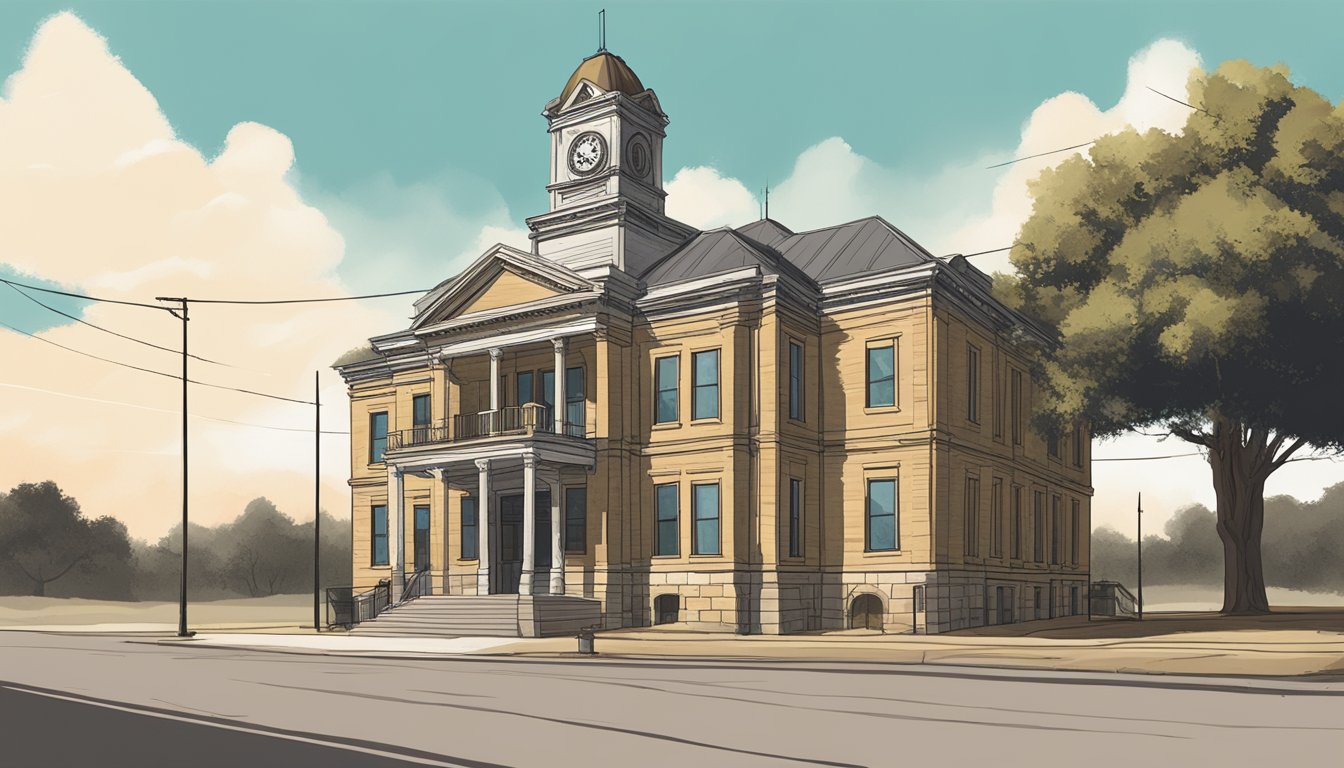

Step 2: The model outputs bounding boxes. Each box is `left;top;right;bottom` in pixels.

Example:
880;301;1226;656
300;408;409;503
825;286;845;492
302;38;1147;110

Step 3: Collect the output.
1010;369;1023;445
1072;422;1084;467
1070;499;1081;565
866;478;898;551
655;483;679;556
692;349;720;420
788;340;804;421
565;486;587;553
460;497;478;560
1050;495;1061;564
866;342;896;408
413;505;431;570
967;344;980;423
990;478;1003;558
1033;491;1046;563
1047;430;1061;459
565;366;586;436
993;356;1005;439
654;355;679;424
788;478;802;558
692;482;721;555
964;475;980;558
516;370;535;406
369;412;388;463
412;394;431;443
1011;486;1023;560
371;504;388;566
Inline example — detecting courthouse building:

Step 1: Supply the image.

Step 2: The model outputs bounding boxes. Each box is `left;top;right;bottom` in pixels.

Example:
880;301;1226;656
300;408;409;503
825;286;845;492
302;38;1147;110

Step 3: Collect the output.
334;48;1092;635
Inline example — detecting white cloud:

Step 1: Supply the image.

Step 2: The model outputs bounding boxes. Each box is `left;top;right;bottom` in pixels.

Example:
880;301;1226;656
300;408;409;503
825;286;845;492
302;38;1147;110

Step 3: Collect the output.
664;166;759;230
0;13;402;539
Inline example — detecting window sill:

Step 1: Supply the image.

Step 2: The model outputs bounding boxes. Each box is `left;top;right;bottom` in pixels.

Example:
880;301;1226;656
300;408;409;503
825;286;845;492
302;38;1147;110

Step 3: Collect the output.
370;565;391;570
689;417;722;425
690;552;723;558
652;553;681;560
862;548;903;556
456;558;479;563
863;405;900;416
652;422;682;431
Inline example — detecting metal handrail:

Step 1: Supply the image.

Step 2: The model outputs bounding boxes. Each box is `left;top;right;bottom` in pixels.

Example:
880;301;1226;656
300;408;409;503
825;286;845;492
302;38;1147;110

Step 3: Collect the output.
396;566;432;606
326;579;391;628
386;405;594;450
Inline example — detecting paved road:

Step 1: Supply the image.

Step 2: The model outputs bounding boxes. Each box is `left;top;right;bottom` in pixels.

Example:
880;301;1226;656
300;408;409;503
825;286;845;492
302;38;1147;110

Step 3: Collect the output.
0;632;1341;767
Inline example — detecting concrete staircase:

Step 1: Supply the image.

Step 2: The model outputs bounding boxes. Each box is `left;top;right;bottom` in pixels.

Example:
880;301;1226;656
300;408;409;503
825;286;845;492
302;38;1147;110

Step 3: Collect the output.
351;594;600;638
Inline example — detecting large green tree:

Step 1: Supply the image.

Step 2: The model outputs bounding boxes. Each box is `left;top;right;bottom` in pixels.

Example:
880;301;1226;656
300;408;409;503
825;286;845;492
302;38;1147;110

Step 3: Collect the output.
1000;61;1344;614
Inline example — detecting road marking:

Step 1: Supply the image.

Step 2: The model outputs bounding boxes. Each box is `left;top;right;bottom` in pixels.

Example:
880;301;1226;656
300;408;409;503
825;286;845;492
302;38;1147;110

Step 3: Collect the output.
2;684;488;768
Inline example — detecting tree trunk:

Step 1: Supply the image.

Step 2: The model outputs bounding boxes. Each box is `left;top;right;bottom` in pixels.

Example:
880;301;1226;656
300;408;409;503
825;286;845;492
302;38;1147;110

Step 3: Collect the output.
31;579;45;597
1208;419;1271;615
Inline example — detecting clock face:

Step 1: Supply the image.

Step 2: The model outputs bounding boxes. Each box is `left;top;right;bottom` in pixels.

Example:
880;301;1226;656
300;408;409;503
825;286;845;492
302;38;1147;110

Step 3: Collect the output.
568;131;607;176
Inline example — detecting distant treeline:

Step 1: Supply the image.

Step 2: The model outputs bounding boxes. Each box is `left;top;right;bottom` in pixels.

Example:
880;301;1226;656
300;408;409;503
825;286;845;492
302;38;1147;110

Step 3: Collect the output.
1092;481;1344;594
0;481;351;601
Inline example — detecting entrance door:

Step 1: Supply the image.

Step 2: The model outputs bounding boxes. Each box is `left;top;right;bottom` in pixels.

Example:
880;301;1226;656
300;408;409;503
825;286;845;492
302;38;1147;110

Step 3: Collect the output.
412;505;431;573
849;594;884;630
496;491;552;594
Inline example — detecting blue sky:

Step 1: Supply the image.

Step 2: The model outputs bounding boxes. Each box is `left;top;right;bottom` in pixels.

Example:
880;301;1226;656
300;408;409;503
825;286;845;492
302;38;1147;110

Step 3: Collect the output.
4;0;1344;328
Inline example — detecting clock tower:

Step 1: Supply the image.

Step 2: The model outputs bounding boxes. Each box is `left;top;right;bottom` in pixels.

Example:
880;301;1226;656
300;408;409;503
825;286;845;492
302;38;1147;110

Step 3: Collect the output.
527;50;694;280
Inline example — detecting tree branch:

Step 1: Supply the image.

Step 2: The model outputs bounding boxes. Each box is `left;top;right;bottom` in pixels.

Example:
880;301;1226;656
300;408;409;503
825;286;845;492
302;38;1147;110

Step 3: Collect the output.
1171;425;1215;448
1270;437;1308;472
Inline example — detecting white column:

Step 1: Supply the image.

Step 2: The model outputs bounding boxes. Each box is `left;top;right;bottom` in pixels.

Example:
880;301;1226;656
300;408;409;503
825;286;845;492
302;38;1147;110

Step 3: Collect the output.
519;453;537;596
387;465;405;601
475;458;491;595
489;348;502;413
550;476;565;595
552;338;567;435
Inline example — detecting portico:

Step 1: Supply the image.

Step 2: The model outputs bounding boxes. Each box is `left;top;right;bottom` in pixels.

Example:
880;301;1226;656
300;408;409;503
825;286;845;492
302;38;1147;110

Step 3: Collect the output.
380;331;596;602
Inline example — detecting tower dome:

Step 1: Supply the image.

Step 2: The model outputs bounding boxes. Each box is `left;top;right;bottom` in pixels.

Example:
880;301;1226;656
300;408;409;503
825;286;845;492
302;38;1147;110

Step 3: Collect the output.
558;51;645;105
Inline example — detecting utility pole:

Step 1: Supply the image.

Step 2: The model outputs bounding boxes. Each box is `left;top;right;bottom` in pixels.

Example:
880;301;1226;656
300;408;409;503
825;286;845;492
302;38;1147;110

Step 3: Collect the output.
1137;491;1144;621
157;296;194;638
313;370;321;633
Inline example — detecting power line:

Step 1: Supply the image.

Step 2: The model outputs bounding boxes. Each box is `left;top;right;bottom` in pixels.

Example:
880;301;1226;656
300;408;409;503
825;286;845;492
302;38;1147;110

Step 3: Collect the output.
0;381;349;435
1146;86;1214;118
5;282;235;368
986;141;1095;169
0;276;170;310
180;288;428;306
0;320;315;405
1094;451;1204;462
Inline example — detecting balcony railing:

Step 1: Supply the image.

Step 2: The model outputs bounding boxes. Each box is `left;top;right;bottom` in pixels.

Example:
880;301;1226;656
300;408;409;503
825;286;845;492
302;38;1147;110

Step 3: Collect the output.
386;404;588;451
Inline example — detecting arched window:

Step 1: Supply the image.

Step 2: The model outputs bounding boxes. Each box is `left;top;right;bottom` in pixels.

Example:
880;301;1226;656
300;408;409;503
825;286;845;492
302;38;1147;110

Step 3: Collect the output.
654;594;679;625
849;594;884;631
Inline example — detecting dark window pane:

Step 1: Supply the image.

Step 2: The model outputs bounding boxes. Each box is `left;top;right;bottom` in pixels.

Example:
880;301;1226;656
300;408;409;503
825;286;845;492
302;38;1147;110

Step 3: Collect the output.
654;356;679;423
565;367;585;436
692;483;720;555
461;497;478;560
517;371;534;407
866;479;897;551
371;504;388;566
369;412;388;463
412;395;431;427
789;341;803;420
565;487;587;553
866;346;895;408
655;483;679;556
692;350;720;420
788;478;802;558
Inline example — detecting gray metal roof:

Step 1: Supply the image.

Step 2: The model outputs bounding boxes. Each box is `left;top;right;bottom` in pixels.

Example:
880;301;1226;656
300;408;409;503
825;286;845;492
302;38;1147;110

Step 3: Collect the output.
743;216;937;283
643;228;807;287
645;216;938;289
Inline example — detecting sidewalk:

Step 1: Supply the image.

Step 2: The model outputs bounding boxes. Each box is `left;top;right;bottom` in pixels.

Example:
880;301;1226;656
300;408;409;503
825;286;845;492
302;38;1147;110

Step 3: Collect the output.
146;611;1344;679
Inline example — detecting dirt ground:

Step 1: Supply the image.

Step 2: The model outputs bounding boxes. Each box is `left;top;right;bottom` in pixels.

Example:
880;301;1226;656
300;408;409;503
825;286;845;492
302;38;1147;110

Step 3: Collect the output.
0;595;312;630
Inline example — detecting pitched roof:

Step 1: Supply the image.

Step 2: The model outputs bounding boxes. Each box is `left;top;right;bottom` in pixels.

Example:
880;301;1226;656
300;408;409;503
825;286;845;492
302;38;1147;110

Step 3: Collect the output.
642;228;814;288
736;216;938;283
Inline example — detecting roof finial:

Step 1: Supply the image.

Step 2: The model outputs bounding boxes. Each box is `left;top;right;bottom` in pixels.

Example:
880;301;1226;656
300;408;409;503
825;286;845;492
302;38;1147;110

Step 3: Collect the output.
598;9;607;52
764;180;770;221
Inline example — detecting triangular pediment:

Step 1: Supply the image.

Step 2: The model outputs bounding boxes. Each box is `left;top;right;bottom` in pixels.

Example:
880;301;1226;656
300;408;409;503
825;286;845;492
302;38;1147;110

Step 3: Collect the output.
411;244;597;330
560;78;607;112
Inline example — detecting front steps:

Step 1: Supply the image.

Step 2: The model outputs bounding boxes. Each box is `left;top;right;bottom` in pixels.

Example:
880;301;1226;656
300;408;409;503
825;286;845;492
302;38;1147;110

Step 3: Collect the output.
351;594;601;638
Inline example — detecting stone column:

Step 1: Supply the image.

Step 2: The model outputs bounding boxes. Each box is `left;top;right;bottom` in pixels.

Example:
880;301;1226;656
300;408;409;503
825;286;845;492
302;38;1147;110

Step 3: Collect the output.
475;458;491;595
488;347;502;413
550;476;565;595
519;453;537;596
387;465;405;601
428;467;448;595
552;338;567;435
